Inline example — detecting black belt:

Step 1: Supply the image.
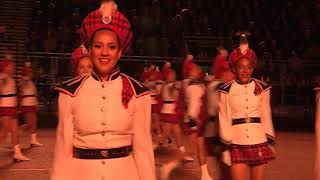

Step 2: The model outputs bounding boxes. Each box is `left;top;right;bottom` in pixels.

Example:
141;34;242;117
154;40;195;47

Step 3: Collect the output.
232;117;261;125
163;100;175;104
0;94;17;98
73;146;132;159
20;94;37;98
209;116;217;122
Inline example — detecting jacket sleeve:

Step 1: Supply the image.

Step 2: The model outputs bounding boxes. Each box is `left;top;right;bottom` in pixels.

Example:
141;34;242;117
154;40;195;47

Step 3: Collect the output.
218;92;233;145
260;89;275;145
51;93;74;180
132;94;156;180
186;85;204;120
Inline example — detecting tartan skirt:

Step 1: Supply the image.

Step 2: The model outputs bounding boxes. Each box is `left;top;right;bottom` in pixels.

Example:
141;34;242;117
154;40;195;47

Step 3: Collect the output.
0;107;18;117
230;142;275;165
20;106;38;114
160;113;179;124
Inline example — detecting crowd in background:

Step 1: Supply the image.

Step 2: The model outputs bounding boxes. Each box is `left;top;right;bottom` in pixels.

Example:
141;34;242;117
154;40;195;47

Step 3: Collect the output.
28;0;320;59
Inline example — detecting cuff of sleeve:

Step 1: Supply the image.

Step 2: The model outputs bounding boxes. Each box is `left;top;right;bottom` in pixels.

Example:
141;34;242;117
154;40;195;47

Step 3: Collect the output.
266;134;275;145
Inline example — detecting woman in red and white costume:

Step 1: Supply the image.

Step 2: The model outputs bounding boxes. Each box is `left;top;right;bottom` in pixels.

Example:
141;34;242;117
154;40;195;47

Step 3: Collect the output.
159;62;190;152
0;59;30;161
51;1;156;180
19;62;43;147
205;48;234;180
144;65;164;146
218;34;275;180
183;59;212;180
161;55;212;180
71;44;93;76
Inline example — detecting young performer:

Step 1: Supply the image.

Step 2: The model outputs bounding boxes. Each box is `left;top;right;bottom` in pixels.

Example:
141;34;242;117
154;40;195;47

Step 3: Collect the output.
0;59;30;161
19;62;43;147
145;66;163;146
71;45;93;76
205;49;234;180
218;34;275;180
51;1;156;179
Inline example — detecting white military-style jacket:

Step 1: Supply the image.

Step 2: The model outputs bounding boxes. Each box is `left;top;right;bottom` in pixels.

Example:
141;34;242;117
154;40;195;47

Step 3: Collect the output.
184;79;206;121
160;81;180;114
207;79;224;117
145;80;163;105
218;78;275;146
0;73;17;107
51;68;156;180
19;76;38;106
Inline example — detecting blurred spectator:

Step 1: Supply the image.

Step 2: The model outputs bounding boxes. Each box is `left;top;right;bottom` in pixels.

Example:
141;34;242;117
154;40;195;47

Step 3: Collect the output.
287;51;304;87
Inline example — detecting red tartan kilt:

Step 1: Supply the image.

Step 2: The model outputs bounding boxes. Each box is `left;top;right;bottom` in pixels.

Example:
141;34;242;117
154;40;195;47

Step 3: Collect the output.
151;103;161;114
160;113;179;124
230;142;275;165
20;106;38;113
0;107;18;116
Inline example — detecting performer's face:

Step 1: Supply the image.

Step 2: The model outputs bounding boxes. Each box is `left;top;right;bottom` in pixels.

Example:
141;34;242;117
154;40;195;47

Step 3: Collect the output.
234;57;254;83
89;29;122;77
76;57;93;76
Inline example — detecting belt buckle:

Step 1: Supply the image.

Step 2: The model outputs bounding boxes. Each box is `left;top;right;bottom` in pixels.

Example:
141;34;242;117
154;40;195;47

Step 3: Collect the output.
100;150;109;158
245;117;251;123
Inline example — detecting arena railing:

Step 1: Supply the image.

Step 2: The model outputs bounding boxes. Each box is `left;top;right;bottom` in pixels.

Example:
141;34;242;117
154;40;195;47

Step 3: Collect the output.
25;51;320;106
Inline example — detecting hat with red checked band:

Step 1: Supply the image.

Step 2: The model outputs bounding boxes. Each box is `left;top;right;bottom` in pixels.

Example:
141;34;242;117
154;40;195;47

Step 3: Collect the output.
80;1;133;53
71;45;89;70
229;34;257;68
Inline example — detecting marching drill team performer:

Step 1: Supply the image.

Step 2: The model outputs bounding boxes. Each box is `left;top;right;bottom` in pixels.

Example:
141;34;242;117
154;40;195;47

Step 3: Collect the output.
183;59;213;180
205;49;234;180
218;34;275;180
19;62;43;147
159;62;193;155
0;59;30;161
70;44;93;76
51;1;156;179
144;65;163;147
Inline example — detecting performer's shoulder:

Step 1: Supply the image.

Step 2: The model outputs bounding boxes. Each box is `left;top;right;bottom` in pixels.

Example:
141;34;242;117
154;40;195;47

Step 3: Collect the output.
55;74;90;97
252;78;272;91
120;73;150;97
218;80;235;94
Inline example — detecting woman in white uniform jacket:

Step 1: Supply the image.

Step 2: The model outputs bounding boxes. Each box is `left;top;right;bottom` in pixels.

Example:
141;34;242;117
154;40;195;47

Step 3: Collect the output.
51;2;156;180
218;38;275;180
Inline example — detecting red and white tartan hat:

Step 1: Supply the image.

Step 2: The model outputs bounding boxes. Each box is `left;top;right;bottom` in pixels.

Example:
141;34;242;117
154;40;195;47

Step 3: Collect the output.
80;1;133;53
229;33;257;68
71;45;89;64
162;61;172;80
229;47;257;68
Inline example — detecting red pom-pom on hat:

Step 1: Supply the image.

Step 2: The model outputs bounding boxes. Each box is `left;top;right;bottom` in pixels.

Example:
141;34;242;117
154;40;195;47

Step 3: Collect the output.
80;2;133;53
211;54;230;78
162;61;172;80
